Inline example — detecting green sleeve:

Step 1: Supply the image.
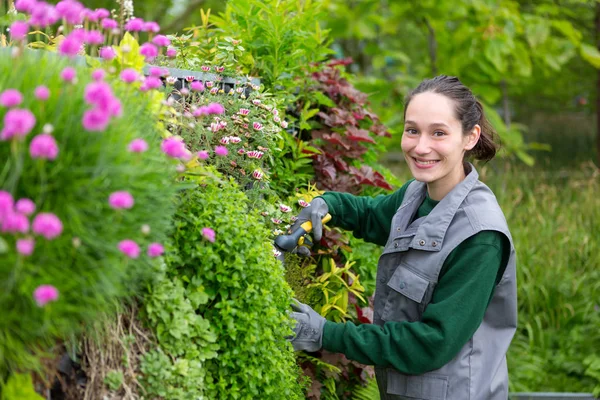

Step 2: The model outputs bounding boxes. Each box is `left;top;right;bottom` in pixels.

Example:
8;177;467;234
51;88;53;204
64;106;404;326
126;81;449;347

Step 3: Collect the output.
319;181;412;247
322;231;508;374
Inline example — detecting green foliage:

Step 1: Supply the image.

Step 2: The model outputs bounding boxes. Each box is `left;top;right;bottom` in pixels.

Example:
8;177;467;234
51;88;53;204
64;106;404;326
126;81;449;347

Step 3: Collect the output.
0;51;178;377
341;236;381;299
103;370;124;392
351;377;379;400
211;0;334;91
1;373;43;400
162;171;304;399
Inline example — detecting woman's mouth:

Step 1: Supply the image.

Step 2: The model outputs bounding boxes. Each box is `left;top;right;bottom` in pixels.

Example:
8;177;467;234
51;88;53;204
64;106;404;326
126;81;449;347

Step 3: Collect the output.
412;157;440;169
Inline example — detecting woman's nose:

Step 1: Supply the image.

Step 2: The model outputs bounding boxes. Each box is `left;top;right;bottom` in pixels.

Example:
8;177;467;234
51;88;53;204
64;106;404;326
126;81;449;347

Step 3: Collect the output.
414;135;431;154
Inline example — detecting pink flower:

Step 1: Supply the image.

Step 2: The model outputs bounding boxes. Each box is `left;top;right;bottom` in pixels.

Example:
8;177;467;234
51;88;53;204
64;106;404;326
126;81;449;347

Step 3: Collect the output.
161;137;188;158
193;106;209;117
0;108;36;141
29;3;59;28
15;0;36;12
33;284;59;307
281;120;288;128
205;81;214;88
0;89;23;108
197;150;209;160
118;239;140;258
15;198;36;215
58;33;83;58
238;108;250;115
219;137;230;145
84;81;114;110
201;66;210;72
147;242;164;257
99;46;116;60
247;150;264;159
298;199;309;207
215;66;225;73
142;21;160;33
0;191;13;219
109;191;134;209
209;88;218;95
120;68;139;83
142;76;162;90
253;122;263;131
17;237;35;256
214;146;228;156
206;103;225;114
1;212;29;234
60;67;77;83
93;8;110;19
101;18;118;30
82;108;110;132
166;47;177;58
34;86;50;101
91;69;106;81
124;17;144;32
190;81;204;92
55;0;85;25
128;138;148;153
237;148;246;155
202;227;215;243
29;133;59;160
85;30;104;45
148;67;163;77
152;35;170;47
32;212;63;239
279;204;292;213
9;21;29;41
229;136;241;144
140;43;158;61
252;170;264;180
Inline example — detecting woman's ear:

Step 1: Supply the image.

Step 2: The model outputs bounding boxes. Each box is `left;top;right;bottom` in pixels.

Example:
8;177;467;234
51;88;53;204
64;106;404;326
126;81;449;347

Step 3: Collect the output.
464;124;481;151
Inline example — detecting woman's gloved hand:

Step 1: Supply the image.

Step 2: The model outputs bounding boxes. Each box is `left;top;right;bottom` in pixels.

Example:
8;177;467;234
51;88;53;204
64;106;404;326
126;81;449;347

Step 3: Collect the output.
288;299;326;352
289;197;329;257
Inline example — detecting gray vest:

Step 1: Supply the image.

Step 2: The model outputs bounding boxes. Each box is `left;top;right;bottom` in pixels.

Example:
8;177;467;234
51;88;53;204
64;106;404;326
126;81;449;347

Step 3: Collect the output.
373;165;517;400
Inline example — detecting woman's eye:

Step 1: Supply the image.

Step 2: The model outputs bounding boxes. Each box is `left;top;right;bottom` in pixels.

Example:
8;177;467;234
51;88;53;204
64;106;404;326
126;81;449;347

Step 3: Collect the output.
405;129;418;135
433;131;446;137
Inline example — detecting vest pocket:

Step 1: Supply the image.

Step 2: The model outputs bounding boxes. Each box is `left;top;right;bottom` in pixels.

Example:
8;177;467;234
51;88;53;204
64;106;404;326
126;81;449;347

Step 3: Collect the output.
386;369;448;399
381;266;430;322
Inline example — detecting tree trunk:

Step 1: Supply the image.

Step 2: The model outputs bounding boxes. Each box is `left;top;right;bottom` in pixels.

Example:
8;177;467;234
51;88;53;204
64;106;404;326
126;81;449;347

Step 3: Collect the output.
596;1;600;167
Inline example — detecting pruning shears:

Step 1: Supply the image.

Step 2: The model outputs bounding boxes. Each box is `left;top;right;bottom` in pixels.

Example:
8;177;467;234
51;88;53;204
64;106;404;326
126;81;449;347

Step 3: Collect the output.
274;213;332;262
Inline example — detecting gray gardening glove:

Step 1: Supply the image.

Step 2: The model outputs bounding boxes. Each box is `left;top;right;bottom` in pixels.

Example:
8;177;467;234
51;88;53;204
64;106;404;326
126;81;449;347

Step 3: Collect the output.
288;299;326;352
289;197;329;257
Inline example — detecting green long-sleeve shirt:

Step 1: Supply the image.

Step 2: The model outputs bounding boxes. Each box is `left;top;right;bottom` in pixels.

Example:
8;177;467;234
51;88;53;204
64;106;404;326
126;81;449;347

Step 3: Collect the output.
319;181;510;375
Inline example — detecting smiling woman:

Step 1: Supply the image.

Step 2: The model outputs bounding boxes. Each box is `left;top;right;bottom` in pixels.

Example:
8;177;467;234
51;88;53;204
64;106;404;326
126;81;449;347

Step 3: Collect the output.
286;75;516;400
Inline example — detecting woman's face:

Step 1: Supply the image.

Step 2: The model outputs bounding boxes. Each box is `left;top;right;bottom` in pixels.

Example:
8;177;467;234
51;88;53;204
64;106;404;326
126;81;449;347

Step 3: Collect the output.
401;92;480;200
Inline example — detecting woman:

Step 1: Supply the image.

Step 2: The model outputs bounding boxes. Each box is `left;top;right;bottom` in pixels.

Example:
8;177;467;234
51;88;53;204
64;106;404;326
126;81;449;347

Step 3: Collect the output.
288;75;517;400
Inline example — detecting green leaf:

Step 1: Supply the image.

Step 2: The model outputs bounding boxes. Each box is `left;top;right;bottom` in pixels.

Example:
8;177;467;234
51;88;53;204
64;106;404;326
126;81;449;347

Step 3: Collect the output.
512;42;532;77
484;39;507;73
2;373;44;400
525;19;550;48
312;91;336;108
0;236;8;254
580;43;600;69
551;20;582;45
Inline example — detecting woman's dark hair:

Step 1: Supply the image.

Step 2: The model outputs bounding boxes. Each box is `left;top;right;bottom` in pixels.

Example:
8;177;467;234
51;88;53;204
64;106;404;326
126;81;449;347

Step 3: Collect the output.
403;75;498;161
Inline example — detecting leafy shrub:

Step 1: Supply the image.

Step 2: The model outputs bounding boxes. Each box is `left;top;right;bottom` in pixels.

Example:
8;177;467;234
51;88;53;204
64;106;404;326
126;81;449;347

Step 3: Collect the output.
162;170;304;399
0;51;178;378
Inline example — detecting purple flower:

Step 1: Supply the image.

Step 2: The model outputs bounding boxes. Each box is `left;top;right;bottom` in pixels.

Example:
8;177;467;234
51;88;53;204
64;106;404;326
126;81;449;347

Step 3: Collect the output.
0;89;23;108
15;198;36;215
99;46;116;60
55;0;85;25
91;69;106;81
58;32;83;58
142;21;160;33
85;30;104;45
109;191;134;209
34;86;50;101
140;42;158;61
152;35;170;47
29;134;59;160
33;284;59;307
1;212;29;234
118;239;140;258
190;81;204;92
0;108;36;141
84;81;113;110
161;137;188;158
128;138;148;153
93;8;110;19
29;3;59;28
32;212;63;240
197;150;209;160
214;146;228;156
82;108;110;131
9;21;29;41
142;76;162;90
17;237;35;256
15;0;36;12
120;68;139;84
101;18;118;30
124;17;144;32
148;67;162;77
60;67;77;83
202;227;216;243
206;103;225;114
166;47;177;58
193;106;209;117
147;242;164;257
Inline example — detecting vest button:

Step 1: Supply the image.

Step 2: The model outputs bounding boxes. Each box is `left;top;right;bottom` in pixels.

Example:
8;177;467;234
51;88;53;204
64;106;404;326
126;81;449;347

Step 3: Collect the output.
397;227;401;231
394;242;399;248
419;239;425;246
398;282;406;289
432;241;437;247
